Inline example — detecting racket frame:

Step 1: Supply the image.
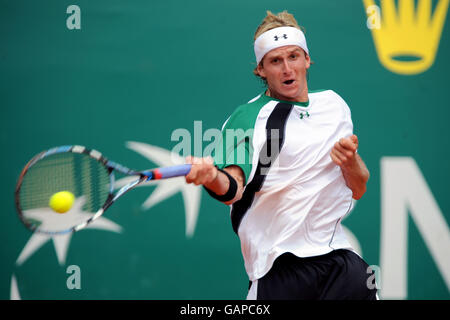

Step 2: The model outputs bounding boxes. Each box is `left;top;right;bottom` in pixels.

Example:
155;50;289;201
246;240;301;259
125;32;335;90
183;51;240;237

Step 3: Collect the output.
15;145;189;235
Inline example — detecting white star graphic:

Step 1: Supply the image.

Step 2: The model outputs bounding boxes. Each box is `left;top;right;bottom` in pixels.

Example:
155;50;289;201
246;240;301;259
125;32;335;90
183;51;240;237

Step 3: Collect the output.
114;141;201;237
11;141;200;299
12;196;122;299
16;196;122;267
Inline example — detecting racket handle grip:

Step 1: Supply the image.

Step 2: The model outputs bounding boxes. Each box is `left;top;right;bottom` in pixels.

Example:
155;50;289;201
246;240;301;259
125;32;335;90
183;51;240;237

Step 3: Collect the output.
147;164;192;180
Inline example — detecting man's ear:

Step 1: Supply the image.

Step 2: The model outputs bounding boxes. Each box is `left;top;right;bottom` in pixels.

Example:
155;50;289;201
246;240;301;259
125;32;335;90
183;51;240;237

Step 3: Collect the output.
257;62;266;78
305;52;311;70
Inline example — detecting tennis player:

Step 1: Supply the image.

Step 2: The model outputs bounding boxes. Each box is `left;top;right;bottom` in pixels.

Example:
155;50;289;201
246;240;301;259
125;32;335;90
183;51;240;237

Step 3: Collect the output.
185;10;377;300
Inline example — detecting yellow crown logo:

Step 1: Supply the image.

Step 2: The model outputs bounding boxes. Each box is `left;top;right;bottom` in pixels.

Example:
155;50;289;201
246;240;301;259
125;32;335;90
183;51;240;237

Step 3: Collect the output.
363;0;449;75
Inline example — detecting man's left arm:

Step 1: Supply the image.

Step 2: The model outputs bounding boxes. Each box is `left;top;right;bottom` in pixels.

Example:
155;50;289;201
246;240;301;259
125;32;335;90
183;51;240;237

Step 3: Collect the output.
330;134;370;200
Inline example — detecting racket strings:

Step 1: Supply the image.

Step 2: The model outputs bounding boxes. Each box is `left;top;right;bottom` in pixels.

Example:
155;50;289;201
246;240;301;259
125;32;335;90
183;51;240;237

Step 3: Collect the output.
18;152;111;232
19;155;78;210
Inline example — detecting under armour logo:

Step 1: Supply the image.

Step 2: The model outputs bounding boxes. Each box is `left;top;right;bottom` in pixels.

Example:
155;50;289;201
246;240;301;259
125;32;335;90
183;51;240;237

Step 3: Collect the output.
299;111;310;119
274;34;288;41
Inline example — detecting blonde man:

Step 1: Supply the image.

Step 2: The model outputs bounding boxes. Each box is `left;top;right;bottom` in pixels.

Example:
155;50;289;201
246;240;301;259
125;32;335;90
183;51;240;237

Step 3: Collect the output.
185;11;377;300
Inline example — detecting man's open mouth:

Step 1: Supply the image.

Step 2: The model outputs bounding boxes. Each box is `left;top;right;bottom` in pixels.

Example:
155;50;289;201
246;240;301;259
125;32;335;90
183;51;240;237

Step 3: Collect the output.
283;80;295;85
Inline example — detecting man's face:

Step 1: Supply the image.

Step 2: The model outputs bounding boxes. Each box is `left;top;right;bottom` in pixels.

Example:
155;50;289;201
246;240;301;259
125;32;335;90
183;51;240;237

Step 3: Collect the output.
257;45;311;102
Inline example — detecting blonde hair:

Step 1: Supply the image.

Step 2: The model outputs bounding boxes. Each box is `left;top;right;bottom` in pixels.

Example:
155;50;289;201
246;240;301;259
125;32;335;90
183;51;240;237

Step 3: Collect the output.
254;10;302;41
253;10;311;80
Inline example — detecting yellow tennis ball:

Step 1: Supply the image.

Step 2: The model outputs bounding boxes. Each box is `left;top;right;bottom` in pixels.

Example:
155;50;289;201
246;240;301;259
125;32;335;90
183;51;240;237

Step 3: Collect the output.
49;191;75;214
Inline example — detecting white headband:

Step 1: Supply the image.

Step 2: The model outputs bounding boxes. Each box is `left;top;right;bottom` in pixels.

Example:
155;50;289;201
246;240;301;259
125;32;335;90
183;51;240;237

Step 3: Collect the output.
254;26;309;65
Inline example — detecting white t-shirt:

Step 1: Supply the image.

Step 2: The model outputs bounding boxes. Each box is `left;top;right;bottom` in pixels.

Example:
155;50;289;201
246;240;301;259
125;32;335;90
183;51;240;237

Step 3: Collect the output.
215;89;355;281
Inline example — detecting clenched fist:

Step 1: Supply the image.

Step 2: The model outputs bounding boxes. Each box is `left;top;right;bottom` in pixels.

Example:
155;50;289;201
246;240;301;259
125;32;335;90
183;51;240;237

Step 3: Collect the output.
330;134;369;200
330;134;358;168
185;156;218;186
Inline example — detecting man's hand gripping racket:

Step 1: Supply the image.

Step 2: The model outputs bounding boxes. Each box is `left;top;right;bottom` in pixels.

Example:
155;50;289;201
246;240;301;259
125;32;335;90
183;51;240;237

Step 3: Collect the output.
15;145;191;235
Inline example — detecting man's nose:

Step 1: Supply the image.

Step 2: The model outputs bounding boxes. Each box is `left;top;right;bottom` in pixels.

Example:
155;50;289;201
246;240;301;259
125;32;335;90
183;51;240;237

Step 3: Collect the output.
282;60;292;73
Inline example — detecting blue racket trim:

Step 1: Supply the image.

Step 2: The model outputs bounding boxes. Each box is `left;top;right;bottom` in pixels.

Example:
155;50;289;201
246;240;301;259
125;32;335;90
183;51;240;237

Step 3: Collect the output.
44;145;72;156
106;160;137;175
143;164;192;181
159;164;192;178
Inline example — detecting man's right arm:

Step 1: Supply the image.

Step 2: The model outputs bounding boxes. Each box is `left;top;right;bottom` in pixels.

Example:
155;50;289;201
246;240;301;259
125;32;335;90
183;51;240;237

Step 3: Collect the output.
185;156;245;205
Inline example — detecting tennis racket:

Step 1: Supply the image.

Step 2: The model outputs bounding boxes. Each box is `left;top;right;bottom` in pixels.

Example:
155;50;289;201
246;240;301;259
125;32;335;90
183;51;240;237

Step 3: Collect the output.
15;145;192;235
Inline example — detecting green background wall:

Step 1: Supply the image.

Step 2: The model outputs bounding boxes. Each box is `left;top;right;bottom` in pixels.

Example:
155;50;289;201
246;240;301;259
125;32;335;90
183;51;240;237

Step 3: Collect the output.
1;0;449;299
